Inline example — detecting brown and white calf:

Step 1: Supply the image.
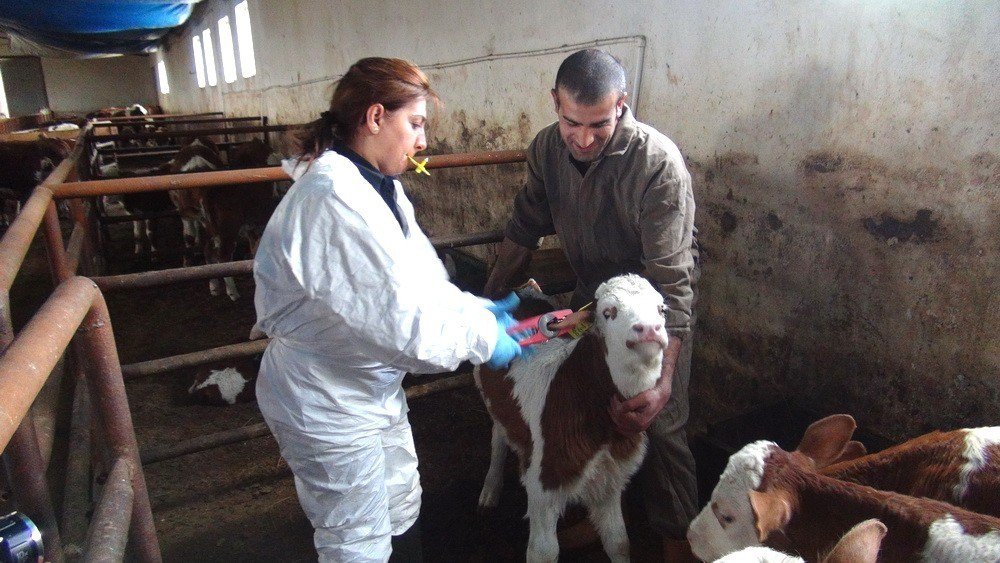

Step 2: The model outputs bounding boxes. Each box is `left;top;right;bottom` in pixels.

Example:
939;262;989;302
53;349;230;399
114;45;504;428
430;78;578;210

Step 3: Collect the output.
687;415;1000;562
822;426;1000;518
188;356;259;406
475;274;669;562
168;138;279;300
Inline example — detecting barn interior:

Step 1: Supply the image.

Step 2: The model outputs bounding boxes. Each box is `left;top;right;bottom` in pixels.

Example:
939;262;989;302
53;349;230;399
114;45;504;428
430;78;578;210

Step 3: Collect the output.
0;1;996;561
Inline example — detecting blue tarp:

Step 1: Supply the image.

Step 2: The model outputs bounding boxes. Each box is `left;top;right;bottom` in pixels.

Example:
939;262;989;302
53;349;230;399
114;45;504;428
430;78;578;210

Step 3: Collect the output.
0;1;201;56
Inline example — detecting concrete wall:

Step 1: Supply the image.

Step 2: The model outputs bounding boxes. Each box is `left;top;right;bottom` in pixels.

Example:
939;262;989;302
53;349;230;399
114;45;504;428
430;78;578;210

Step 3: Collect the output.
157;0;999;440
41;55;158;113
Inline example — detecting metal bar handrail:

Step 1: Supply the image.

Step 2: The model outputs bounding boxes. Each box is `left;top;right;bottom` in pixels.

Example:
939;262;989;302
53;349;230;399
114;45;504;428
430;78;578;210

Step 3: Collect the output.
88;124;294;143
83;457;135;562
94;116;263;127
52;149;527;199
0;276;160;560
121;339;269;380
96;111;224;122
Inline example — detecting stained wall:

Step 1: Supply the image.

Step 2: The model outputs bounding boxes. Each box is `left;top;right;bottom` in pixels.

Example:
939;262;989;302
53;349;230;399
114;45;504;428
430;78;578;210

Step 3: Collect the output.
155;0;999;439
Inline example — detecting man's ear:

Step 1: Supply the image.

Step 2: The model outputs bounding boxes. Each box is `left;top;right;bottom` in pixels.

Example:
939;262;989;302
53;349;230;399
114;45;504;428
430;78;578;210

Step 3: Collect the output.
364;103;385;133
551;88;560;112
616;93;627;117
749;489;792;543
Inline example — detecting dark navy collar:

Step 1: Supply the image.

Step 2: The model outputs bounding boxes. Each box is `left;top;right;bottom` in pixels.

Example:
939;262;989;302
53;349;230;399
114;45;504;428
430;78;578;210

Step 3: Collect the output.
334;144;405;232
335;144;397;190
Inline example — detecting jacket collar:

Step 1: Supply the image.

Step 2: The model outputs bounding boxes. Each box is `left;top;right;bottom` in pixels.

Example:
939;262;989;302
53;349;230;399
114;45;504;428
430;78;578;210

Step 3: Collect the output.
553;104;638;161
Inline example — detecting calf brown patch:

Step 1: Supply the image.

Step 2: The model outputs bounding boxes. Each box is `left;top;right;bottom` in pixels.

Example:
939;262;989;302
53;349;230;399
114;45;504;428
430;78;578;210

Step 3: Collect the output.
478;366;532;472
539;333;642;490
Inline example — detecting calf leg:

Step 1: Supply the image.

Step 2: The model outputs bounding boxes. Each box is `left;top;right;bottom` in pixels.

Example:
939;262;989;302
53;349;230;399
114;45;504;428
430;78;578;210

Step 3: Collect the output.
132;221;143;256
144;220;158;259
478;424;508;509
586;491;629;563
181;218;199;267
526;496;560;563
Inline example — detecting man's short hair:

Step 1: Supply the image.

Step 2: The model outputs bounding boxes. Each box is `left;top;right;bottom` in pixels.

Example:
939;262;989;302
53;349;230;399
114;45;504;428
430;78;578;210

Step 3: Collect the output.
554;49;627;105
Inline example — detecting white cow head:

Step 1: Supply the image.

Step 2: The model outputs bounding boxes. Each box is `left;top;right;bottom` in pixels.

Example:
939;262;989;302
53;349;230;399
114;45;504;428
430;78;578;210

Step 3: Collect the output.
688;440;776;561
687;415;861;561
592;274;668;399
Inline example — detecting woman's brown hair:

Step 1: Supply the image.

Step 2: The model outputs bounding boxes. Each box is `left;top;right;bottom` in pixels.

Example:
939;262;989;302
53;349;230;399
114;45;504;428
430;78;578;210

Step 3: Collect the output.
291;57;438;160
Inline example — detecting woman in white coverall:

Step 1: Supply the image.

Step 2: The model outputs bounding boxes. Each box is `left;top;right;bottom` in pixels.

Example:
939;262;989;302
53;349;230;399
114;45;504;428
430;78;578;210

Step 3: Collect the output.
252;58;523;562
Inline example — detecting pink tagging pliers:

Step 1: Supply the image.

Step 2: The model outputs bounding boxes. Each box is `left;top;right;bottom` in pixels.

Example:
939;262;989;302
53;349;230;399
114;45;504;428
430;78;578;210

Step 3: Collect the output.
506;309;574;347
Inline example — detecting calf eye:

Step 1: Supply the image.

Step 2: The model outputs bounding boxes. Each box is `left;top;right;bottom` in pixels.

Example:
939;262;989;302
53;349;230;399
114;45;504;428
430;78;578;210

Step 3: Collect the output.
721;514;734;525
602;306;617;320
657;304;667;317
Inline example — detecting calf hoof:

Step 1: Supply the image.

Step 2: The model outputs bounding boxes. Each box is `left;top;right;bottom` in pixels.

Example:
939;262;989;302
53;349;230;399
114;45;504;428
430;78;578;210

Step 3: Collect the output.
209;280;222;296
226;290;240;301
478;488;500;510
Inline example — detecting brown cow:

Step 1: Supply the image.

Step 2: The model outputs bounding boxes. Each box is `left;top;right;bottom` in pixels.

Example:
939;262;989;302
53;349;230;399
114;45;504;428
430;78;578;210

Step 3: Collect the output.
168;138;279;299
0;135;73;228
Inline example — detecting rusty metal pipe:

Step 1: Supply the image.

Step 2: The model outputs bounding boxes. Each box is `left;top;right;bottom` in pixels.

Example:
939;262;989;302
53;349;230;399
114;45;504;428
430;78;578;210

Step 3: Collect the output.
432;230;504;249
2;423;65;562
54;149;526;200
140;371;476;465
93;260;254;293
98;116;262;127
97;111;223;122
415;149;526;170
53;168;288;198
61;372;93;558
72;281;160;561
0;279;94;450
89;124;293;142
42;201;72;283
141;423;271;465
121;339;269;380
83;457;134;563
65;223;84;277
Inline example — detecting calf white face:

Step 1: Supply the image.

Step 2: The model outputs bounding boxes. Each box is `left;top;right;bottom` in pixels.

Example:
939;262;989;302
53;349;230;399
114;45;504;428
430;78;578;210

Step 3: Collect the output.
687;441;775;561
593;274;668;398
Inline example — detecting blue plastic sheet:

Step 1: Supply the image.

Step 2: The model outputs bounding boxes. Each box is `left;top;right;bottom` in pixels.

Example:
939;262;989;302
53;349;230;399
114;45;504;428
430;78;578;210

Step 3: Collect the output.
0;1;200;55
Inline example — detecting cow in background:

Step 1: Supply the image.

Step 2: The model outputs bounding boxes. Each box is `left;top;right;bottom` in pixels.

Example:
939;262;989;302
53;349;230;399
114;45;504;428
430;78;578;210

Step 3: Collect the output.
0;135;73;229
168;137;282;300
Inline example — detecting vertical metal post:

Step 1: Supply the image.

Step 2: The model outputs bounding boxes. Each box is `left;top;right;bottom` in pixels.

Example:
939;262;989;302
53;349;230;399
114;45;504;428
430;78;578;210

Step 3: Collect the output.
75;291;161;562
0;289;65;563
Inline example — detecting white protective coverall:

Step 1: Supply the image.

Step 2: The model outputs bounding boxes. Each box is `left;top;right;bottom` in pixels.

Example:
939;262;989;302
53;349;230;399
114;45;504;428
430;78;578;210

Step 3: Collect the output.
252;150;498;562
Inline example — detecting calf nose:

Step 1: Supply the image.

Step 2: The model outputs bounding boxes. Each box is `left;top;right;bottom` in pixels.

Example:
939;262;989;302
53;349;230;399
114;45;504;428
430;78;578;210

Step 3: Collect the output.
632;322;663;339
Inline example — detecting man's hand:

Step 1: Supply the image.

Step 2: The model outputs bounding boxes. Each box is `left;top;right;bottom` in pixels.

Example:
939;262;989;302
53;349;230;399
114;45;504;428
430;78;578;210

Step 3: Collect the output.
609;384;671;435
608;335;681;435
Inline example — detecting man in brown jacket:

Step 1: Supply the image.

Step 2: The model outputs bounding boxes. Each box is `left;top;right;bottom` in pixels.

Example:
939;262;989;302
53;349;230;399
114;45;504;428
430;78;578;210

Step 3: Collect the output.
483;48;699;560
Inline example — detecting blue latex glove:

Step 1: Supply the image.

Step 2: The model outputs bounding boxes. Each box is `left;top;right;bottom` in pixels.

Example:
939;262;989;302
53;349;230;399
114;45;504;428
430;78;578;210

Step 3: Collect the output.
486;316;523;370
486;292;520;316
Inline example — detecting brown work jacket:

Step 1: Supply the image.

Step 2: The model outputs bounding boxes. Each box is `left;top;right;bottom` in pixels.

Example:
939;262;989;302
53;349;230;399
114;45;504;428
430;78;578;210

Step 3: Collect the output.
505;106;698;334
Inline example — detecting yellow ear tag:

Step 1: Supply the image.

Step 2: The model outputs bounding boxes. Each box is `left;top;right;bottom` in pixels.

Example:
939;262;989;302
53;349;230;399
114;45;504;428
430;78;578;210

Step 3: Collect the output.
407;154;430;175
568;301;593;339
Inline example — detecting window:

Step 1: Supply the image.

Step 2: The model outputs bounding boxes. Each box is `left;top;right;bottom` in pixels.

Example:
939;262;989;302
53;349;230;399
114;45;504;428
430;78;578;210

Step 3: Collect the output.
192;36;207;88
202;29;218;86
218;16;238;84
157;60;170;94
234;0;257;78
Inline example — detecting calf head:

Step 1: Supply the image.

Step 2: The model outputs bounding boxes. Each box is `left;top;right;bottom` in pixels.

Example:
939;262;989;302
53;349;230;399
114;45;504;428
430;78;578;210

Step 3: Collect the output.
592;274;668;398
687;414;862;560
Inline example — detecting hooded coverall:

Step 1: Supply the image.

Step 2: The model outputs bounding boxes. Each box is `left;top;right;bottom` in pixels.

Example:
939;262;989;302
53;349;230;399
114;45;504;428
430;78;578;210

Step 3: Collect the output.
252;150;498;561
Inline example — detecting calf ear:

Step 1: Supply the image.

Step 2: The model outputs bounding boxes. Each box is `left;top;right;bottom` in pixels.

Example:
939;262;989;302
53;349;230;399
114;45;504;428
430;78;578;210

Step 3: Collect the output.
796;414;857;468
822;518;886;563
749;489;792;543
830;440;867;465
